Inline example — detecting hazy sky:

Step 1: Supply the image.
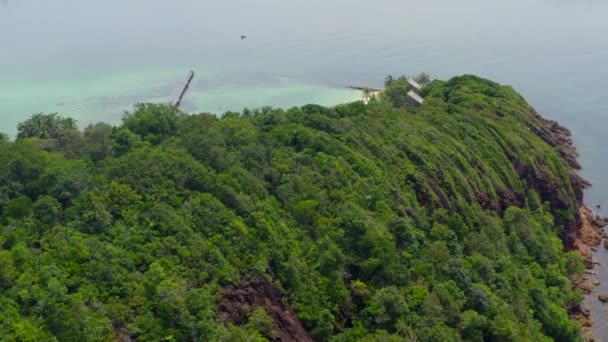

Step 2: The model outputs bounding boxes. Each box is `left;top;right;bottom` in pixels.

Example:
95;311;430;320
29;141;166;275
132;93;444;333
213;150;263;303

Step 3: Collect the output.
2;0;605;71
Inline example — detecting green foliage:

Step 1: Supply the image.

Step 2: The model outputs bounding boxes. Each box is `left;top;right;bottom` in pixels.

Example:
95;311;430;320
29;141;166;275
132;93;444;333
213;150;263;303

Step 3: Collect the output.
414;72;432;87
110;127;145;156
32;195;62;227
293;199;319;224
122;103;185;145
17;113;77;141
3;195;33;220
247;307;274;337
82;123;113;161
0;75;586;340
383;75;411;108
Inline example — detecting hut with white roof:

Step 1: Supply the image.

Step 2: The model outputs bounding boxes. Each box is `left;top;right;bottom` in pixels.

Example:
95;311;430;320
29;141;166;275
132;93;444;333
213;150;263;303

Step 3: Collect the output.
406;90;424;107
407;79;422;92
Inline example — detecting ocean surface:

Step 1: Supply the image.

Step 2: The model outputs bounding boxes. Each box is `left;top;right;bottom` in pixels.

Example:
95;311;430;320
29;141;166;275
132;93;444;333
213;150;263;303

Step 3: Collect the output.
1;0;608;336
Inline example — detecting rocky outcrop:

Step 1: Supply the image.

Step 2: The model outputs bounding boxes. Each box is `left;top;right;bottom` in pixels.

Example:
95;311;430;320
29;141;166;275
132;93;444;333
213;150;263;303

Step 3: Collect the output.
569;207;603;298
526;109;595;248
573;206;604;269
529;108;605;341
220;277;312;342
572;208;606;341
531;109;583;171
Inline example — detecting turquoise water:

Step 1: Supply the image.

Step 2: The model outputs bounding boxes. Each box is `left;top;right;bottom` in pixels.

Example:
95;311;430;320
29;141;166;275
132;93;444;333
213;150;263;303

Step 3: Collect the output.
0;64;360;130
2;0;608;335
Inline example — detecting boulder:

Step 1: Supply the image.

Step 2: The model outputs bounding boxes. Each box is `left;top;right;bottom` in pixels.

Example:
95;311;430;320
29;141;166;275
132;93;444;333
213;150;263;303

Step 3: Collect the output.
595;215;608;226
579;282;593;294
593;279;600;286
598;294;608;303
604;239;608;249
581;304;591;317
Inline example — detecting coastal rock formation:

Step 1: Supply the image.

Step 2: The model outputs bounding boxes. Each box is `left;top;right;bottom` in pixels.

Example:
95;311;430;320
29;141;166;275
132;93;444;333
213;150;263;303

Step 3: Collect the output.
531;109;583;171
530;109;606;340
531;110;606;261
530;110;593;245
573;207;604;269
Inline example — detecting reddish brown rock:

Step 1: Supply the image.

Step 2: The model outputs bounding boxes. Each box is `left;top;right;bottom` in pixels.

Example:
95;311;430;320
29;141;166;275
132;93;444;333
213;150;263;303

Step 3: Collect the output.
573;207;604;271
220;277;312;342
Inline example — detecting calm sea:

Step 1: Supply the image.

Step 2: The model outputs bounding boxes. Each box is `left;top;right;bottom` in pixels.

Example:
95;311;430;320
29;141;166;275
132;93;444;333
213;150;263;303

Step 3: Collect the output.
1;0;608;336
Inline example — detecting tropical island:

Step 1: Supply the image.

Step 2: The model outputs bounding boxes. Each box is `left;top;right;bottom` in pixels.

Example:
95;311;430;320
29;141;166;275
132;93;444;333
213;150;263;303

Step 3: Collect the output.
0;75;603;341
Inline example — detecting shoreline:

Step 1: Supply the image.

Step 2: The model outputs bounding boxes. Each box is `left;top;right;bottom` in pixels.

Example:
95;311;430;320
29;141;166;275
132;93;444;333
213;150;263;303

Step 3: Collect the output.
347;86;384;104
572;206;605;340
534;109;607;340
347;85;383;104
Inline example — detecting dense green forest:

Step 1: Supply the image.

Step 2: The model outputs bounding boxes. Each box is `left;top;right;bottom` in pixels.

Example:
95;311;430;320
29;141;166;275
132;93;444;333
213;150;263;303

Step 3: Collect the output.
0;75;587;341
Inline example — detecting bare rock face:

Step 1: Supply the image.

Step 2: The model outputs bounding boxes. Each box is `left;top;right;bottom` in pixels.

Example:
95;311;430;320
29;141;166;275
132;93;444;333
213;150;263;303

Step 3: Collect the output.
573;207;604;271
527;110;600;251
220;277;312;342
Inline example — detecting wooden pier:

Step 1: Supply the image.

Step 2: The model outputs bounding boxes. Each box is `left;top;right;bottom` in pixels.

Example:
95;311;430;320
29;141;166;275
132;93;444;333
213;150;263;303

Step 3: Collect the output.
348;85;383;93
348;85;384;104
175;70;195;109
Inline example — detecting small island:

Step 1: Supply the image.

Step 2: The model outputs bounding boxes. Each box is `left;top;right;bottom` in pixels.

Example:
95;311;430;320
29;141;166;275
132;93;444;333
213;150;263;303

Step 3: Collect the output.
0;75;600;341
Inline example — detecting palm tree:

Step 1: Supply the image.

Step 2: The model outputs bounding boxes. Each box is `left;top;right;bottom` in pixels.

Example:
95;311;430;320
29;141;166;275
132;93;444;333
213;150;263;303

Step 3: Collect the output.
17;113;46;139
362;88;372;103
414;72;432;87
17;113;78;140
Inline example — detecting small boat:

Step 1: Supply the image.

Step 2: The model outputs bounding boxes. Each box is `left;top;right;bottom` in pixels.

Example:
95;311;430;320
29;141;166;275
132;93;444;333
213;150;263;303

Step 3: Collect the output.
241;35;247;40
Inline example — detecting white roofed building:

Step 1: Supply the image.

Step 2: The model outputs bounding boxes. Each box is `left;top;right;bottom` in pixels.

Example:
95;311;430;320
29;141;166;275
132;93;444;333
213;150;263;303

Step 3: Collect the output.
407;90;424;107
407;79;422;92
